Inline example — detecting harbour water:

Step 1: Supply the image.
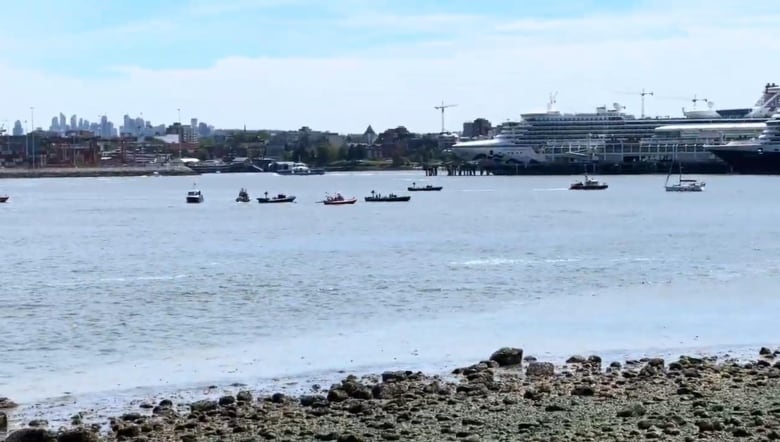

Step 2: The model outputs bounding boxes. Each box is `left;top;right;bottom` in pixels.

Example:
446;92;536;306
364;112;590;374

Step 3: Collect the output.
1;171;779;423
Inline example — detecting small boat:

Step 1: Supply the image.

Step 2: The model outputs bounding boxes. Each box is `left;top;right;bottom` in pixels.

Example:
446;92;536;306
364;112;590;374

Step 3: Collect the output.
0;195;8;203
321;193;357;205
407;182;443;192
666;179;705;192
276;162;326;176
569;177;609;190
257;191;296;204
186;186;204;204
236;188;251;203
364;190;411;202
665;156;705;192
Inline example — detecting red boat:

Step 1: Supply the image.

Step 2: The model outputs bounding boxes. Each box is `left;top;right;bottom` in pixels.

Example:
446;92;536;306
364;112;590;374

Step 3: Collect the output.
0;195;8;203
321;193;357;205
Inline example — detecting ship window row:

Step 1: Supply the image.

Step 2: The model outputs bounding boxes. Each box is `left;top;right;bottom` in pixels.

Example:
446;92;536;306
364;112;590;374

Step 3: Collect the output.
546;145;710;154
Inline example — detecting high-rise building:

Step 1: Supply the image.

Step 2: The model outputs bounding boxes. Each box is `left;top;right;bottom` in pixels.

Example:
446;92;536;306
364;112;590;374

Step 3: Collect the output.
12;120;23;136
70;115;77;131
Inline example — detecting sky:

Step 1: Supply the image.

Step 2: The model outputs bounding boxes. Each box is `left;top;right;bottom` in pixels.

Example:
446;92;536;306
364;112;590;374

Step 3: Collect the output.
1;0;779;134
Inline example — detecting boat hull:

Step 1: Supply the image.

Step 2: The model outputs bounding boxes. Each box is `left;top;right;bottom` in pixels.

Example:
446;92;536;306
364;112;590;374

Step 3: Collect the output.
665;185;703;192
709;148;780;174
323;198;357;205
569;184;608;190
257;196;296;203
186;197;204;203
364;196;411;202
407;187;442;192
0;196;8;203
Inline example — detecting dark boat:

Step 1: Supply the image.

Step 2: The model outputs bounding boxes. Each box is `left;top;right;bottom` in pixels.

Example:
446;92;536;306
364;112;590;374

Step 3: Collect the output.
569;162;608;190
569;178;609;190
364;190;411;202
236;188;250;202
321;193;357;205
407;182;443;191
257;191;296;204
707;111;780;174
0;195;8;203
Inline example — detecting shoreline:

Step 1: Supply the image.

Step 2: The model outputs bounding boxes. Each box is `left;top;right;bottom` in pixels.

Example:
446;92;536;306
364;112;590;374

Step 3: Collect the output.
0;164;747;180
2;346;779;441
0;166;197;179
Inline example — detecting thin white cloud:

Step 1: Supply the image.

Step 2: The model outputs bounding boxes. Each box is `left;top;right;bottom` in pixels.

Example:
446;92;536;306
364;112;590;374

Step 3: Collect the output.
188;0;308;15
2;1;780;133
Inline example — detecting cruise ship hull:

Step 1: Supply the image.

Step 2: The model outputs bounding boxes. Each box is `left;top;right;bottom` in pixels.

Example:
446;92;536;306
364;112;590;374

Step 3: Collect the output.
708;149;780;174
485;160;730;175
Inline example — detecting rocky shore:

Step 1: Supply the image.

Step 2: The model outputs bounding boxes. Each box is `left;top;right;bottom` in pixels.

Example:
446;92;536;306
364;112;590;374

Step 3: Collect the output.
3;347;780;441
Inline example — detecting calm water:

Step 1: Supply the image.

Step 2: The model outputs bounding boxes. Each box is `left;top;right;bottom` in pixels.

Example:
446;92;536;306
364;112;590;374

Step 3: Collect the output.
1;171;779;411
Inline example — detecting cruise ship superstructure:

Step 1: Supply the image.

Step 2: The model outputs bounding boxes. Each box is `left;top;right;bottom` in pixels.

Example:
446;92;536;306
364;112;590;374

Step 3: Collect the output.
450;83;780;170
707;110;780;174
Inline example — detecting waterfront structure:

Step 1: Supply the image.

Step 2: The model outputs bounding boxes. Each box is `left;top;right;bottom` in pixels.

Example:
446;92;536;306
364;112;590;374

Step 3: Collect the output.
450;83;780;167
707;112;780;173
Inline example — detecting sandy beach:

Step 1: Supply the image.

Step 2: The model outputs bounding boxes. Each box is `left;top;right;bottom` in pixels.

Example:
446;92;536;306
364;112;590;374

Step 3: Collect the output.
2;346;780;441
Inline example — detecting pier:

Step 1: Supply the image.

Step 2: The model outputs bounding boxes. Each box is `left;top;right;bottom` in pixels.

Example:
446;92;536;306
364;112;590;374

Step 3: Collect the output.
422;160;733;176
423;163;492;176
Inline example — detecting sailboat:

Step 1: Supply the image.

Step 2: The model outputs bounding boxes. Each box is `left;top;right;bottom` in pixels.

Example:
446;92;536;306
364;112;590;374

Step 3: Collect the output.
665;148;705;192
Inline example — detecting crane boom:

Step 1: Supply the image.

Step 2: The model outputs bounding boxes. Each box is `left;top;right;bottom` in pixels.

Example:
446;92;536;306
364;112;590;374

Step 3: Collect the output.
434;101;457;133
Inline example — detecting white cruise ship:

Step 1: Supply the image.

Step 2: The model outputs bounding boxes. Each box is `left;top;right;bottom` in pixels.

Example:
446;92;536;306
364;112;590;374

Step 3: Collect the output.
450;83;780;167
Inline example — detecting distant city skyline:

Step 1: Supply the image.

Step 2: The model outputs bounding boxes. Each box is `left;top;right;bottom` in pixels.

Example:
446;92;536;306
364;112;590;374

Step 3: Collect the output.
1;1;778;133
3;112;216;140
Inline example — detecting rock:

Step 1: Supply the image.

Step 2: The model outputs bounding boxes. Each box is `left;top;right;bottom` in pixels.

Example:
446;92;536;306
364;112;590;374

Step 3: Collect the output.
617;404;647;418
566;355;587;364
609;361;622;369
489;347;524;367
526;362;555;377
236;390;253;402
119;412;142;422
1;411;7;430
218;395;235;406
28;420;48;428
372;382;408;399
327;388;349;403
299;395;325;406
637;420;654;430
270;392;286;403
189;399;217;413
571;385;595;396
545;404;569;412
695;420;724;432
760;347;773;356
381;371;410;383
4;428;54;442
587;355;602;365
0;397;18;409
56;429;100;442
158;399;173;408
647;358;665;368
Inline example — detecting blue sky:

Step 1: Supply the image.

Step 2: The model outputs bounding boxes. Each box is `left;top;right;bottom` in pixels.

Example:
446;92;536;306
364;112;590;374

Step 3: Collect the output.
1;0;779;132
3;0;639;73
